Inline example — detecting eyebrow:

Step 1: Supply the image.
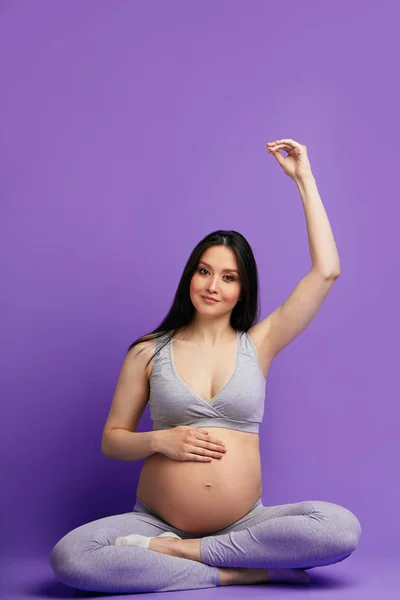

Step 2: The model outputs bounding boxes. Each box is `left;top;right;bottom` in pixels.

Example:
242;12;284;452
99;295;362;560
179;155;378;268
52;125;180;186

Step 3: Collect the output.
199;261;239;274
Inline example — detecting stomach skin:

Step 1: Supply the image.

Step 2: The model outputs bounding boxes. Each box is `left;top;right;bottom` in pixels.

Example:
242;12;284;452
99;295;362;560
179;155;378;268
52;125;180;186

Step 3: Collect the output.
136;427;262;534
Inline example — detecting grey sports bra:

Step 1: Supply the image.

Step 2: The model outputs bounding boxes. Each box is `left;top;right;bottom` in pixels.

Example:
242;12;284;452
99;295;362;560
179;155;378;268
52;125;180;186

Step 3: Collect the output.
149;330;267;434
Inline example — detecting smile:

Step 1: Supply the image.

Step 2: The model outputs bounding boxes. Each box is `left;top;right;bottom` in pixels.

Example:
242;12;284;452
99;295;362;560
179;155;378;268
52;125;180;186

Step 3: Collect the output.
201;296;219;303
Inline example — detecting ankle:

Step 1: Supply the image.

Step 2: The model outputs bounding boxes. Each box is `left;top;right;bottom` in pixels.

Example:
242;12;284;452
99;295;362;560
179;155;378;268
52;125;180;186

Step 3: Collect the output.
219;567;271;586
218;567;237;586
219;567;252;586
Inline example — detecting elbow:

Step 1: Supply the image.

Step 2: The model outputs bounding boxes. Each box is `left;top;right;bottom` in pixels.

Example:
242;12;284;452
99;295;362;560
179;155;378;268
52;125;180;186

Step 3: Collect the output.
322;267;341;280
102;448;115;460
101;433;113;459
101;445;110;458
312;265;341;280
101;445;111;459
328;269;341;280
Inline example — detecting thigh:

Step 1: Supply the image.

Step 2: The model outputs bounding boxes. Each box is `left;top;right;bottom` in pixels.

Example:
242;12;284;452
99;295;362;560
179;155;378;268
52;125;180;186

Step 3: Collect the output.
215;500;323;536
216;499;360;537
53;509;173;550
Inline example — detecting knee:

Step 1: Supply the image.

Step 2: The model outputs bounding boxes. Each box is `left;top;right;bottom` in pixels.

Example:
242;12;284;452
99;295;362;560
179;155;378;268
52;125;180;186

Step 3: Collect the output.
50;534;88;587
345;510;362;552
50;539;73;582
311;501;362;554
331;503;362;554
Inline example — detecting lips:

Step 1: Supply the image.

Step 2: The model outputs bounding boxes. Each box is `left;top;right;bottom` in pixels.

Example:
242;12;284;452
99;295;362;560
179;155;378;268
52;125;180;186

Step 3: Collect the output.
202;296;218;302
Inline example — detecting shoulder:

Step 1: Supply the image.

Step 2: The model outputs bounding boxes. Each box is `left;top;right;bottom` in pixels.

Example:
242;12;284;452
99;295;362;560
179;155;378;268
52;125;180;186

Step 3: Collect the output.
246;325;273;380
127;335;157;381
133;332;173;380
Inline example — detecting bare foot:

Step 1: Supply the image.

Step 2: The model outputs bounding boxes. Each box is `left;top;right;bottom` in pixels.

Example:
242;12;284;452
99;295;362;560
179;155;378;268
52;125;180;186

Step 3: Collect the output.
147;539;310;585
148;537;183;557
220;567;270;585
220;567;310;586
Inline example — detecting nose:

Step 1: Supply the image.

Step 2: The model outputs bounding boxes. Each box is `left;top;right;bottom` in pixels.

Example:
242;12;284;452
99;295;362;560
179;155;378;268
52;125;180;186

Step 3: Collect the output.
209;274;222;289
206;285;218;295
205;282;218;294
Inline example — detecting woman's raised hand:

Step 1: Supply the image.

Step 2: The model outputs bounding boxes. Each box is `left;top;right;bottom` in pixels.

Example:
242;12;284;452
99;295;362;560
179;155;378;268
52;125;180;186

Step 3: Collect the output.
267;138;313;182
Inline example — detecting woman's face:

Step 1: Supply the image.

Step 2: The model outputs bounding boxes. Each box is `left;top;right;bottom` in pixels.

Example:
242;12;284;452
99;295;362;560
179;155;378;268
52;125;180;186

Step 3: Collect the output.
190;246;242;313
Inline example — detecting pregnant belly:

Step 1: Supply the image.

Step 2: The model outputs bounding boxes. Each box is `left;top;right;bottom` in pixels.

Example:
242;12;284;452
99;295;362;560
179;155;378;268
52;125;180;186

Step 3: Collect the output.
136;428;262;534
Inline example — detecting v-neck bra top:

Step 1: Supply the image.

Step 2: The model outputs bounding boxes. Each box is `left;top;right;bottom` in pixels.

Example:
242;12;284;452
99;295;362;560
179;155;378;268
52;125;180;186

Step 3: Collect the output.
149;330;267;434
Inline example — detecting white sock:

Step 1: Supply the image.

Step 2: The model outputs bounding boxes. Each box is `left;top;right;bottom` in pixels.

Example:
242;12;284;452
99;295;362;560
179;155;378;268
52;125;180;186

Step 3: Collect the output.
113;531;182;548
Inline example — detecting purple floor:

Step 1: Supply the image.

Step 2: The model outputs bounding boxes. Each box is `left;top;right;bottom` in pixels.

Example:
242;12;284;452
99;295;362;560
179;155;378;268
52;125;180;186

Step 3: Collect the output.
1;551;396;599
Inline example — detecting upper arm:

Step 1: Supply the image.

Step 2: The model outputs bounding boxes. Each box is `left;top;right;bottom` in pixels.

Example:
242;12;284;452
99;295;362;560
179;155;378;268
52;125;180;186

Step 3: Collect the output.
251;269;339;362
101;338;155;442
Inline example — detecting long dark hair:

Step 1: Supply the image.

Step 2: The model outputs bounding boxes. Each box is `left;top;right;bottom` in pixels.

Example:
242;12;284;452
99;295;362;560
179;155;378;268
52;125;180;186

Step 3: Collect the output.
127;229;262;370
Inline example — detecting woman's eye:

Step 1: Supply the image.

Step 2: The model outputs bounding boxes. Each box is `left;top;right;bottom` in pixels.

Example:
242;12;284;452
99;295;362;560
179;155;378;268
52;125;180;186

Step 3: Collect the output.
198;268;235;281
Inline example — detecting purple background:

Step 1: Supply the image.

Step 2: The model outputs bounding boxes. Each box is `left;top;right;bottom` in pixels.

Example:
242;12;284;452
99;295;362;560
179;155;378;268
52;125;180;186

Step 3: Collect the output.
1;0;399;596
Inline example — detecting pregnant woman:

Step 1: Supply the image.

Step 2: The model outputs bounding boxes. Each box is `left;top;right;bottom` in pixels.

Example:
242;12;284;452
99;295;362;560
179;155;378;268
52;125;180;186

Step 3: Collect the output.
50;139;361;593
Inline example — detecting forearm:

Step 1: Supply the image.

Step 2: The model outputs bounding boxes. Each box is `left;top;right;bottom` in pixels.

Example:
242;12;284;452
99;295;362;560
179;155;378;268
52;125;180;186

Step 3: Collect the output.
101;428;162;462
295;175;341;277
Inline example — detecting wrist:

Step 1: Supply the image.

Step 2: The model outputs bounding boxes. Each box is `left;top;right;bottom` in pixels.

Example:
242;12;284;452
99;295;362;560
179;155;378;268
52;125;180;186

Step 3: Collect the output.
151;430;164;454
294;173;316;187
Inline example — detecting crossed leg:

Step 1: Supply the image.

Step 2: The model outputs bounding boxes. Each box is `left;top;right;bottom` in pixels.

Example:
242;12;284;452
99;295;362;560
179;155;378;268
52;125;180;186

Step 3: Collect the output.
145;499;361;575
50;509;221;594
198;499;361;570
50;498;361;593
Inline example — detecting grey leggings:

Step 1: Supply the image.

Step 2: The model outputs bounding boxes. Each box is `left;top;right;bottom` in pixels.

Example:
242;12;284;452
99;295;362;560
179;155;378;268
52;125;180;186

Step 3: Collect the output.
50;495;361;594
